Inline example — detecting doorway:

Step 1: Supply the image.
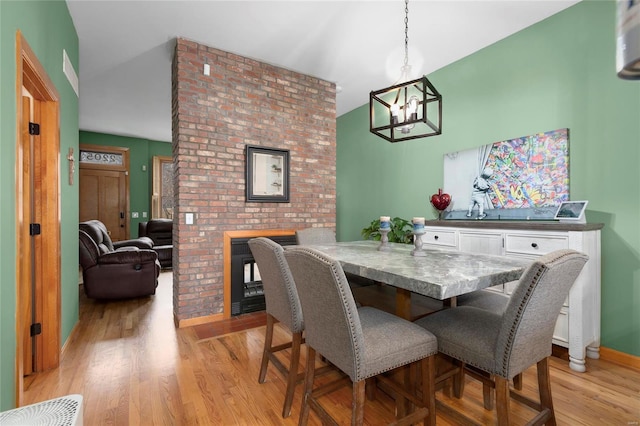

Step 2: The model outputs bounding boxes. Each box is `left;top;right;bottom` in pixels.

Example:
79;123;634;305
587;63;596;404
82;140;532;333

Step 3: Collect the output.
152;155;173;219
79;144;130;241
15;31;61;405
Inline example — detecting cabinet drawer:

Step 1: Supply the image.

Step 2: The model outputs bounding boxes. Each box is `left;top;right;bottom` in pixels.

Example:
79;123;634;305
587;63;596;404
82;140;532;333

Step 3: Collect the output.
505;234;568;256
422;230;457;248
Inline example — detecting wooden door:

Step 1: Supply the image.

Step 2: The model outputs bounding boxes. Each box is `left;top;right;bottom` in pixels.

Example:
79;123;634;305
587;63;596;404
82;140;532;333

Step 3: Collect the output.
20;94;34;377
80;169;127;241
79;144;130;242
16;31;62;406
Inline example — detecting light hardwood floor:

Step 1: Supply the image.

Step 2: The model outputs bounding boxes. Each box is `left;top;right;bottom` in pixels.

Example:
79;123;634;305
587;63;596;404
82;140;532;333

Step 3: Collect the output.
22;271;640;425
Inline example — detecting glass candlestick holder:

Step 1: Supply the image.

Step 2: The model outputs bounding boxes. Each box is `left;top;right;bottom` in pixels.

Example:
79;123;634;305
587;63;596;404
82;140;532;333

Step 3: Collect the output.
411;229;427;257
378;228;391;251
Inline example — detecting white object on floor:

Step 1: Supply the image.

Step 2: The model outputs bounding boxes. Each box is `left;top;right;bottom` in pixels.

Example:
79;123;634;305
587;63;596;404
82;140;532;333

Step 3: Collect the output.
0;394;83;426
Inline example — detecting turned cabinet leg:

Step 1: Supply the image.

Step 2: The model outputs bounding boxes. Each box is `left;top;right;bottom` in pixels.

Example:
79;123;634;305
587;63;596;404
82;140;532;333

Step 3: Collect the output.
586;345;600;359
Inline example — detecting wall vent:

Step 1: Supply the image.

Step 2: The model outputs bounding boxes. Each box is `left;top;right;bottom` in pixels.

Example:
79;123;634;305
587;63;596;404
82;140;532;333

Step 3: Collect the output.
63;49;79;97
0;394;83;425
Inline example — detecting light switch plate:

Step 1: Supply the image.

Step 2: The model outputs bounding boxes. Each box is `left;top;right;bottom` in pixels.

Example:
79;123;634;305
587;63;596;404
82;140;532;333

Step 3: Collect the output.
132;212;139;218
185;213;194;225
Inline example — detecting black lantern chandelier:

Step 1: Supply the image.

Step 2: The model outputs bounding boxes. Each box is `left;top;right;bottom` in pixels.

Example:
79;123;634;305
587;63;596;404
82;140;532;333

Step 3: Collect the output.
370;0;442;143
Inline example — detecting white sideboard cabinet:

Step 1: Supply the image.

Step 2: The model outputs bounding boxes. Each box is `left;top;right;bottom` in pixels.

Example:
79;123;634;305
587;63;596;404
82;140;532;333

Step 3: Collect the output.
423;220;603;372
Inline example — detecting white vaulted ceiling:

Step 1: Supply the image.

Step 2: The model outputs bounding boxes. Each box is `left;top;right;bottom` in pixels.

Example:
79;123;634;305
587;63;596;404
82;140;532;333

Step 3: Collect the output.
66;0;580;142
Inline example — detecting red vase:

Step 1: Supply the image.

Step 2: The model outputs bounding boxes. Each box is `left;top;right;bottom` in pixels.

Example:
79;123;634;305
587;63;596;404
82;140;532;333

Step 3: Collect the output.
430;188;451;211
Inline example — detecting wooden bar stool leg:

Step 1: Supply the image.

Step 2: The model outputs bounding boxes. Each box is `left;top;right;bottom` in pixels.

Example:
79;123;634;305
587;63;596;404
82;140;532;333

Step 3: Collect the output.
423;356;436;426
365;378;376;401
282;331;302;418
495;376;511;426
299;347;316;426
259;314;275;384
482;381;494;410
352;380;366;426
537;357;557;426
513;373;523;391
453;361;466;398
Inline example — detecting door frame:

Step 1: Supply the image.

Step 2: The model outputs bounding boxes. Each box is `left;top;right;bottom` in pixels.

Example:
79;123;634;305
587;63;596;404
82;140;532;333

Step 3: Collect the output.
152;155;173;219
79;144;130;239
15;31;61;405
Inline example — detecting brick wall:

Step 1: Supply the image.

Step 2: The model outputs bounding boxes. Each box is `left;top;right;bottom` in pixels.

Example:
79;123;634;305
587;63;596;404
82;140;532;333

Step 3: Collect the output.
171;38;336;323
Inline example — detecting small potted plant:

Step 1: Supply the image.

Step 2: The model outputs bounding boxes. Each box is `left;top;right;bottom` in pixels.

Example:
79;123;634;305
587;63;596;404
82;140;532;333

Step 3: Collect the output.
361;217;413;244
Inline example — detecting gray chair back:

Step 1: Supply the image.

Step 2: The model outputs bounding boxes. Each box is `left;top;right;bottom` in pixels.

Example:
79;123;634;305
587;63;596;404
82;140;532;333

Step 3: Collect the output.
295;228;336;245
496;249;588;377
248;237;303;334
284;247;364;381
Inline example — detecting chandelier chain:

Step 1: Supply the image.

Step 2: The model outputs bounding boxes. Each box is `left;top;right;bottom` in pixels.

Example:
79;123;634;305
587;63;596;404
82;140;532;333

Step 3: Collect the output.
404;0;409;67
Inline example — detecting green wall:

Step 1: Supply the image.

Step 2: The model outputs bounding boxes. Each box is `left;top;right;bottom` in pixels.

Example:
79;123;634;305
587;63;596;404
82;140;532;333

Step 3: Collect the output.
79;131;171;238
337;0;640;356
0;1;79;410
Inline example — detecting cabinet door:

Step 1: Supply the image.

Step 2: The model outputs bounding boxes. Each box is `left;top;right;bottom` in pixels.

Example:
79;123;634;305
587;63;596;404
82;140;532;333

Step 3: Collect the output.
459;231;505;293
459;232;503;255
506;252;569;347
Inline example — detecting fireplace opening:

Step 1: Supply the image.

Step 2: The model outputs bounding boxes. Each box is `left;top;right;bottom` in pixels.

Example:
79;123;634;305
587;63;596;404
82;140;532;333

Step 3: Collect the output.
230;235;297;316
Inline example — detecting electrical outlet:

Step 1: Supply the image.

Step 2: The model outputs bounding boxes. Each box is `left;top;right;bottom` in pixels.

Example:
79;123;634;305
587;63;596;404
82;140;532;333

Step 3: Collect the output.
132;212;139;218
142;212;147;218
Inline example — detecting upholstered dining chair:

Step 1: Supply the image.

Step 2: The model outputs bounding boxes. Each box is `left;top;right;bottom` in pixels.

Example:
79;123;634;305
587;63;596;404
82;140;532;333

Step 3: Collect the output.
415;249;588;426
284;246;438;426
248;237;305;418
456;287;511;313
456;285;523;408
294;227;336;245
296;226;382;293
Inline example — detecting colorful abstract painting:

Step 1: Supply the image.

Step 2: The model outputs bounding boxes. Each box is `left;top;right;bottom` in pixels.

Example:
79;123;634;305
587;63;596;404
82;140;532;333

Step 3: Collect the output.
442;129;569;220
486;129;569;208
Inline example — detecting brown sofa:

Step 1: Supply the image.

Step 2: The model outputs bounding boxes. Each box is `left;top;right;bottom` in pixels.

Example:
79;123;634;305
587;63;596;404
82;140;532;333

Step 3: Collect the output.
138;219;173;269
79;220;160;299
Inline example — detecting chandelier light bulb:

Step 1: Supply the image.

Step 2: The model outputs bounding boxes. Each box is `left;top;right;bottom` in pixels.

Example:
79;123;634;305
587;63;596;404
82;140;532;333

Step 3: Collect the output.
407;96;419;121
390;103;401;124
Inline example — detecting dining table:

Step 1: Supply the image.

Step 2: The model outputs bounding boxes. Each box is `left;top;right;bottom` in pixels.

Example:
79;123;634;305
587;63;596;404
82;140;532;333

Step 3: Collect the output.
297;240;529;320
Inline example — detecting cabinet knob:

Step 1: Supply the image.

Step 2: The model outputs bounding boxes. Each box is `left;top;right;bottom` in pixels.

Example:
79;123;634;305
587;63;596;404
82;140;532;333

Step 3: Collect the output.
434;235;439;240
531;242;538;248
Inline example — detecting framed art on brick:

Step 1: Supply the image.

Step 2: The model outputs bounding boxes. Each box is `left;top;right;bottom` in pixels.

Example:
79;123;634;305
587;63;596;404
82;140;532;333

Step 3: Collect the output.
245;145;290;203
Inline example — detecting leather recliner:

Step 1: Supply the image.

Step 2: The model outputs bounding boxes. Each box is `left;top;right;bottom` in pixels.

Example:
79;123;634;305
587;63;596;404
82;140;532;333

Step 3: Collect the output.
138;219;173;268
79;220;160;299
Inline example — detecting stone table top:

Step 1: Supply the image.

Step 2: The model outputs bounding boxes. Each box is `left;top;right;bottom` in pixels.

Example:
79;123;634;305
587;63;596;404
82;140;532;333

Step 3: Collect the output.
298;240;528;300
